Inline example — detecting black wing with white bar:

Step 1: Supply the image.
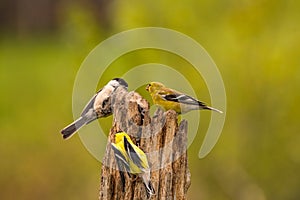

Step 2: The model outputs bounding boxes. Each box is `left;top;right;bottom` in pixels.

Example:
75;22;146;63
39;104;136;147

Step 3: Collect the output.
161;93;206;106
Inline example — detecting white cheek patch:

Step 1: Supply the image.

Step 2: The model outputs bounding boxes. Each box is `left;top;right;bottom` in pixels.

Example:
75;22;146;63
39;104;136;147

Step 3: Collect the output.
93;85;114;109
108;80;120;88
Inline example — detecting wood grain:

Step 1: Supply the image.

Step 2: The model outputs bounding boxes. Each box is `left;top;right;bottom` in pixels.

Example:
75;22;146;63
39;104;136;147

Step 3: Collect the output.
99;87;190;200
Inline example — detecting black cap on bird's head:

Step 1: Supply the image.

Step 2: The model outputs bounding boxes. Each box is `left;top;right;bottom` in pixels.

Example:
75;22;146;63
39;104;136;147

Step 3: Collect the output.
112;78;128;88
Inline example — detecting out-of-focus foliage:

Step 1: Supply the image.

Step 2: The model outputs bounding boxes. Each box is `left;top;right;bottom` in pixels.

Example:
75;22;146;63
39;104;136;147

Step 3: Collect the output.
0;0;299;199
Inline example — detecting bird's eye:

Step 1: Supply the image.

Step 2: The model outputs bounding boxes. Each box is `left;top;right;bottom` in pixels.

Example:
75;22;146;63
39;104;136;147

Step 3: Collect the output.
146;84;151;91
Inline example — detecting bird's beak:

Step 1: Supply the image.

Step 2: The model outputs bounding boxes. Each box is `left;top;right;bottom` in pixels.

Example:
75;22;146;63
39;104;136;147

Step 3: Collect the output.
146;84;150;91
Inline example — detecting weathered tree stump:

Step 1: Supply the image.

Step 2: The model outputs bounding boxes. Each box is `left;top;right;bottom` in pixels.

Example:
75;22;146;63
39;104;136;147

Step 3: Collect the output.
99;87;191;200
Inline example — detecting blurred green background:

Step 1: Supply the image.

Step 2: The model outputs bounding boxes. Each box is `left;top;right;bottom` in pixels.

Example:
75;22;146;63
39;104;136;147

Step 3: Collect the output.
1;0;299;199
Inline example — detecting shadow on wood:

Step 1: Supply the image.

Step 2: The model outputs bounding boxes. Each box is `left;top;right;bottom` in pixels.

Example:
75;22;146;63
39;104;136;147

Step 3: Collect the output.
99;87;191;200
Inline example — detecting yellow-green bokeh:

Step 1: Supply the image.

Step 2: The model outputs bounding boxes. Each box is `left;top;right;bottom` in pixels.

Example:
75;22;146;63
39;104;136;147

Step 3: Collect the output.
1;0;299;199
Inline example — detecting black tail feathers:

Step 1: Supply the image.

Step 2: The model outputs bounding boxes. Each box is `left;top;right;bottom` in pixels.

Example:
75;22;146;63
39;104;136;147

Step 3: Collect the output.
61;117;87;139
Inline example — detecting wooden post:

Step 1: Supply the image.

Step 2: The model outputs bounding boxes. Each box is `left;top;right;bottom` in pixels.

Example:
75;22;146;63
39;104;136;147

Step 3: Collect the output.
99;87;191;200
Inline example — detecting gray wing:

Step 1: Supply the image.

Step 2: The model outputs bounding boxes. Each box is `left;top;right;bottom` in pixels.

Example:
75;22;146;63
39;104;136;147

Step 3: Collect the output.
111;144;130;172
111;144;131;192
80;89;102;116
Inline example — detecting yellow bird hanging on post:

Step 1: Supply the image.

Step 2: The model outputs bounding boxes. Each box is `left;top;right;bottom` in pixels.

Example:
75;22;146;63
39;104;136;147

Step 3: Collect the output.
111;132;155;198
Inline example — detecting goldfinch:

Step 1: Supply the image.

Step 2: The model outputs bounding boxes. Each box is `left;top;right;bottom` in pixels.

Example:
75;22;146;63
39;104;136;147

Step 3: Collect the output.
61;78;128;139
146;82;222;114
111;132;155;198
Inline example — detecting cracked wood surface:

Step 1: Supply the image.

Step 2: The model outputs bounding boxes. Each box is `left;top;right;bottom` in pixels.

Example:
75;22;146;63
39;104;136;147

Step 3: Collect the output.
99;87;191;200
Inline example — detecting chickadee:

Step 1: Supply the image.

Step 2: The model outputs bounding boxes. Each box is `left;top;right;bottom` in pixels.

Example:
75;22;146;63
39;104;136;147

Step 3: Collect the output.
61;78;128;139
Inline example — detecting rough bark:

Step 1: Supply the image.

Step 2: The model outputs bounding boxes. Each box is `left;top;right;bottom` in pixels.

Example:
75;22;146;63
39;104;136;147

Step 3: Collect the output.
99;87;191;200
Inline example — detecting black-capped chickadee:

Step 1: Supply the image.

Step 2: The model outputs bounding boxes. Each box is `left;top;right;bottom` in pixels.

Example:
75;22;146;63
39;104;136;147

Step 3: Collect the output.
61;78;128;139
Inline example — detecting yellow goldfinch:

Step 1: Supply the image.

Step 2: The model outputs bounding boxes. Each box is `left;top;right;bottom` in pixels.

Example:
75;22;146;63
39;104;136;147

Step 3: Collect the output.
61;78;128;139
146;82;222;114
111;132;155;198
